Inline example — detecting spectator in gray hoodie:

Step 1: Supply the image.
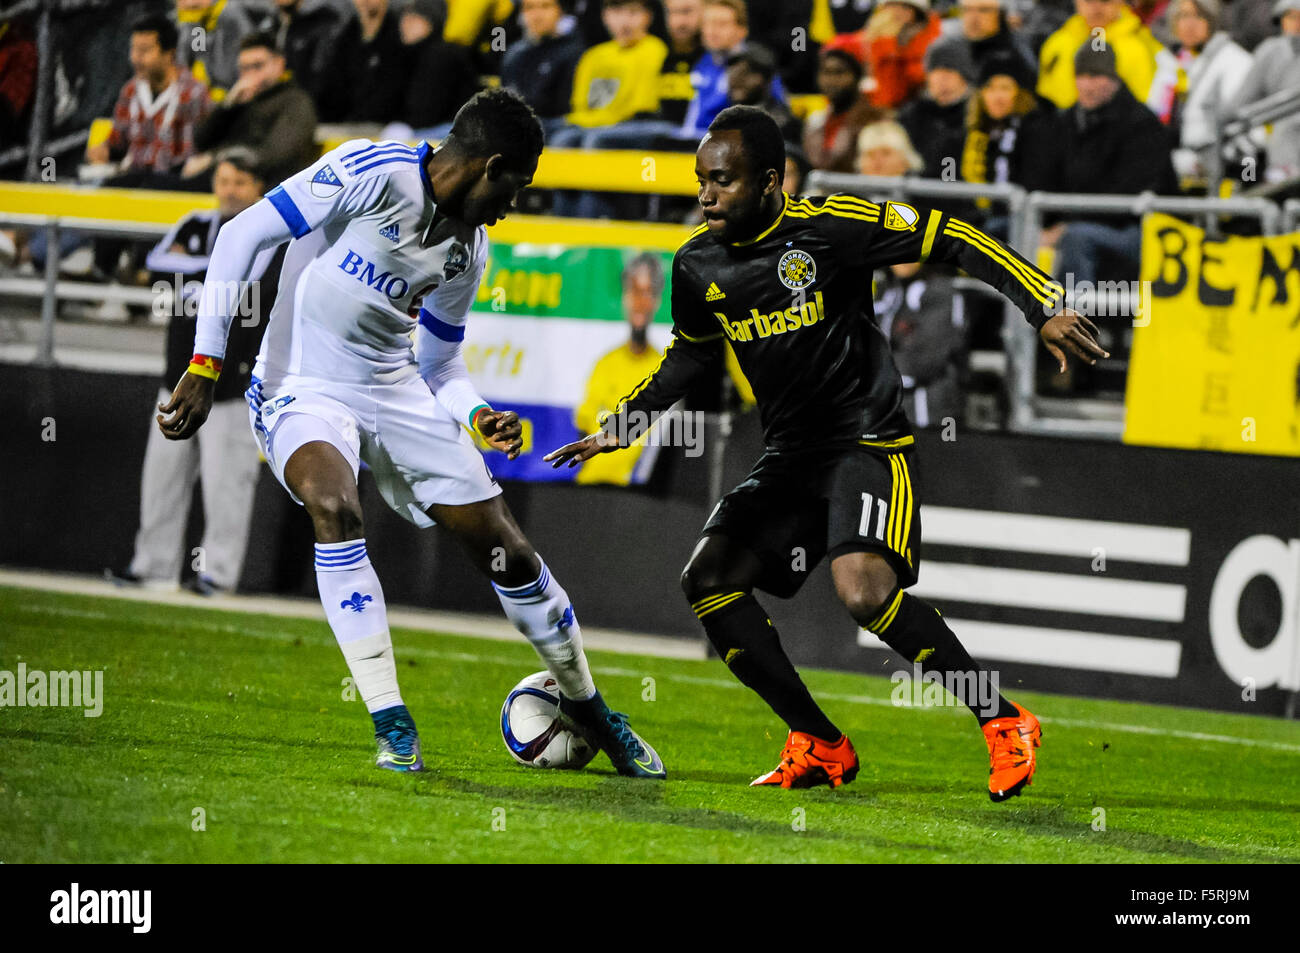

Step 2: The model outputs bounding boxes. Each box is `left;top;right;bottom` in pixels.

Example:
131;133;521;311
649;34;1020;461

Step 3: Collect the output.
1230;0;1300;181
1168;0;1253;181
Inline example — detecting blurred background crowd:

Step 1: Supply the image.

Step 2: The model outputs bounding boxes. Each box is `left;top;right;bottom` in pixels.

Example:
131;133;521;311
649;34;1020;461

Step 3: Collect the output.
2;0;1298;211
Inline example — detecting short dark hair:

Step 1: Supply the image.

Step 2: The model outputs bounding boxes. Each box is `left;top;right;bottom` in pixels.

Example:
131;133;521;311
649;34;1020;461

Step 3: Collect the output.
708;105;786;185
238;31;282;56
602;0;653;10
447;87;544;172
214;146;264;182
131;14;178;54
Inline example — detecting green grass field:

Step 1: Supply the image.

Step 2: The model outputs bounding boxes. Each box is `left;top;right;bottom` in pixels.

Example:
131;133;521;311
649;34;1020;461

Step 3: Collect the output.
2;583;1299;863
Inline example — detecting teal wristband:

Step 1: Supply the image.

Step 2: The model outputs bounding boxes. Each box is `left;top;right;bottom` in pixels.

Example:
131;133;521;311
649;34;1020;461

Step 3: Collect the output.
469;404;491;430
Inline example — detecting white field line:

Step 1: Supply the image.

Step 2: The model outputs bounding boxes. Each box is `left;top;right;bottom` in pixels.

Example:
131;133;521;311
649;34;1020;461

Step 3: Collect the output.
7;572;1300;755
0;568;706;661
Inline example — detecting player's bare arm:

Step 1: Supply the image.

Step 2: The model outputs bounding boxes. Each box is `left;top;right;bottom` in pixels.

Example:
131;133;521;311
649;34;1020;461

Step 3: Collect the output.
543;427;622;468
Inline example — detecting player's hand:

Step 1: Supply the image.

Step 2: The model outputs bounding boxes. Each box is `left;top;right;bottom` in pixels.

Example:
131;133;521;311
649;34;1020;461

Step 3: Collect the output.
157;372;215;440
543;430;622;469
476;409;524;460
1039;309;1109;374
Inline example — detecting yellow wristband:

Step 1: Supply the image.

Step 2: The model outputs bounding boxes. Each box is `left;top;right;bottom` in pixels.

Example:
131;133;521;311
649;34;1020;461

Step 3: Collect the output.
188;354;222;380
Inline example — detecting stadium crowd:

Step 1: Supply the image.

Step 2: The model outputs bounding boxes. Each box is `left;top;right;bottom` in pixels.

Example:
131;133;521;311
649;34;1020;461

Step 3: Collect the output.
3;1;1299;203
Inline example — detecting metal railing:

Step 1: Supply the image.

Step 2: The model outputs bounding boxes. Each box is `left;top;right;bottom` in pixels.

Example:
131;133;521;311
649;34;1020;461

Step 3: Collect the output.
1284;199;1300;233
0;212;169;366
802;173;1290;437
4;183;1297;434
1210;85;1300;197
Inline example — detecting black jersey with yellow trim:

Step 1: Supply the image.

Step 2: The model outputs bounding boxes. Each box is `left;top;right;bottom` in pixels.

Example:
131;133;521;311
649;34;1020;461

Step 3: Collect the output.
606;193;1063;452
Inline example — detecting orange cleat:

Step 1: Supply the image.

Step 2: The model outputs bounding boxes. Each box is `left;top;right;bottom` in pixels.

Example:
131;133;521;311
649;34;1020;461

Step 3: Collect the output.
750;731;859;789
982;702;1041;802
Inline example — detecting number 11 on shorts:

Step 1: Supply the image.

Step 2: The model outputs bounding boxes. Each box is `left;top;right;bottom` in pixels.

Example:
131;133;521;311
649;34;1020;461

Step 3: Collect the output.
859;492;887;540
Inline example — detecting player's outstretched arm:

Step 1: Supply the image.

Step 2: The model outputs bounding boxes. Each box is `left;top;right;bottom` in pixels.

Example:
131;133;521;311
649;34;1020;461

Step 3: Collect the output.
544;329;719;469
858;199;1111;373
544;428;623;469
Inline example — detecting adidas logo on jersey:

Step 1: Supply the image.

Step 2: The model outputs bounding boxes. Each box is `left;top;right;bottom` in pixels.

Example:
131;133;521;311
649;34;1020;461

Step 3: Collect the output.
705;282;726;301
311;164;343;198
379;223;400;243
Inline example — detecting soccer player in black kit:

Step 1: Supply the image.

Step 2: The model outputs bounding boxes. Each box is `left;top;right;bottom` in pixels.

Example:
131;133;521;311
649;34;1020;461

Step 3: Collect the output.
546;106;1108;800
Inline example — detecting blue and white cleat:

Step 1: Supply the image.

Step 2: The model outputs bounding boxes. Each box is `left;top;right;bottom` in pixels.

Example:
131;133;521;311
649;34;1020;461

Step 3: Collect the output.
598;710;667;780
372;705;424;772
559;692;666;779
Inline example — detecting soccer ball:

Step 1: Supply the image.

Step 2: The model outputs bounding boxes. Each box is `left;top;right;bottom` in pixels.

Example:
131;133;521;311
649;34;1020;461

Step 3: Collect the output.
500;671;597;769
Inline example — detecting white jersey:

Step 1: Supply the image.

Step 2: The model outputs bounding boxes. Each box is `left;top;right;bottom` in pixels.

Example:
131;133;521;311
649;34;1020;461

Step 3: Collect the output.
254;138;488;389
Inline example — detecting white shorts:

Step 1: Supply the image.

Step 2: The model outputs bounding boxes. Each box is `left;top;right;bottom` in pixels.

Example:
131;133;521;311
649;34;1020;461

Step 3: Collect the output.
246;372;501;529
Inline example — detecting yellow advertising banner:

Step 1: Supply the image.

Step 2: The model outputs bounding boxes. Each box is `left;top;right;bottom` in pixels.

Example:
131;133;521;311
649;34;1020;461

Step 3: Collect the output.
1125;213;1300;456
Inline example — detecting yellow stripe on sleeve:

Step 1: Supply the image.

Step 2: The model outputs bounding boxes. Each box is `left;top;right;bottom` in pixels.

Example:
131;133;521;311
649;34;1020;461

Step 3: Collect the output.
919;209;942;262
944;220;1060;305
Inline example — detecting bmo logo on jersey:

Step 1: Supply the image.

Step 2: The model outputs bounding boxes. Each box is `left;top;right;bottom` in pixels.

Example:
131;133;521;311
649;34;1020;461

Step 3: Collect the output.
338;249;410;300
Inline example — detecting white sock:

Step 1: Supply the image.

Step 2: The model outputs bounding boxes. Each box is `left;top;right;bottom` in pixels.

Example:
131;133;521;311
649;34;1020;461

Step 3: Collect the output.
493;559;596;702
315;539;403;714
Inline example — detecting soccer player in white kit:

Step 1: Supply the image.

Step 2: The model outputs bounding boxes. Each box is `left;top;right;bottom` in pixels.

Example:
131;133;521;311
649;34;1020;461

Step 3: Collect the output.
156;89;665;778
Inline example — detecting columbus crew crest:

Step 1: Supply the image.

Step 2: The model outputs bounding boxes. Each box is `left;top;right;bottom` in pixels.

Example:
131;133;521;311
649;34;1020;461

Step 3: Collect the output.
883;202;920;232
777;249;817;290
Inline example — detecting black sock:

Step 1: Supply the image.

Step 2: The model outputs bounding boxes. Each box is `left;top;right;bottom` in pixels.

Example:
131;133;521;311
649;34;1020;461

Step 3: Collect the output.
692;590;841;741
864;588;1018;726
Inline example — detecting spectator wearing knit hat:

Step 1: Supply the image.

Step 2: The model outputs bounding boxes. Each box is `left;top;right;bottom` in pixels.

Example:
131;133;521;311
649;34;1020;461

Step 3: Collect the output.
1037;0;1184;122
1167;0;1253;181
802;44;888;171
898;36;975;182
960;49;1063;236
855;119;925;176
1042;42;1178;304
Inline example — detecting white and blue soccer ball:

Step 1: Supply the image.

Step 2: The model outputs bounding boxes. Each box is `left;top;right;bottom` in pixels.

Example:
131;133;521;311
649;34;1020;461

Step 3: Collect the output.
500;671;597;769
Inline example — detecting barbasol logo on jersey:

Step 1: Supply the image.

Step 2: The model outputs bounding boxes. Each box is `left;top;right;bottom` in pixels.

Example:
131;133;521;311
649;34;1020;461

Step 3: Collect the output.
338;249;410;300
311;164;343;197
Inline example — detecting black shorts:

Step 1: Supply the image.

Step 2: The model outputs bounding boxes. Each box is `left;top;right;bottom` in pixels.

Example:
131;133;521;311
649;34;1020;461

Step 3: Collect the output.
701;440;922;598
